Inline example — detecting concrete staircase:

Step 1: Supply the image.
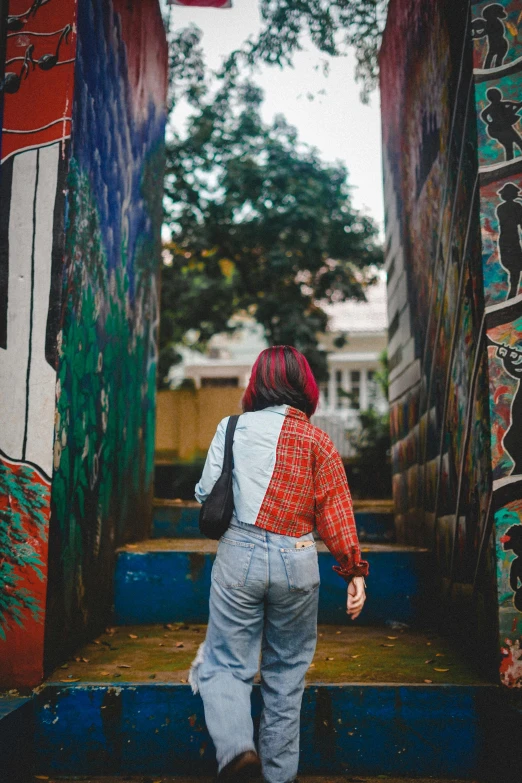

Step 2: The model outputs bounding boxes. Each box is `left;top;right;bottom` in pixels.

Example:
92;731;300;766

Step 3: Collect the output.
4;499;518;780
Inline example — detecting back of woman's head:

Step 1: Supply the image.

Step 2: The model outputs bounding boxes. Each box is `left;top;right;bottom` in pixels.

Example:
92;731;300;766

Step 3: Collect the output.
242;346;319;418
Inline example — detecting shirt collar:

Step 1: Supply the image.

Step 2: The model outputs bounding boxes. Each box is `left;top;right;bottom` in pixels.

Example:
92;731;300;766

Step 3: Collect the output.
286;406;309;422
259;405;309;421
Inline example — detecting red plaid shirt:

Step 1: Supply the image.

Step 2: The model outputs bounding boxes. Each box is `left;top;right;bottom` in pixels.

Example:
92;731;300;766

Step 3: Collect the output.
255;407;369;582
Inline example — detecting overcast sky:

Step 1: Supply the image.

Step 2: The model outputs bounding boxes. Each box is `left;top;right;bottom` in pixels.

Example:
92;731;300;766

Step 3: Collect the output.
167;0;384;232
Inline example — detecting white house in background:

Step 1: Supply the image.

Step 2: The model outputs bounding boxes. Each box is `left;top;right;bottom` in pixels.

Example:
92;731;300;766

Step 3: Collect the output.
168;277;388;457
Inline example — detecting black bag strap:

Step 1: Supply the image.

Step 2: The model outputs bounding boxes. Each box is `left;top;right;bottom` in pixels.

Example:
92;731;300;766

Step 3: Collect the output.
222;415;239;473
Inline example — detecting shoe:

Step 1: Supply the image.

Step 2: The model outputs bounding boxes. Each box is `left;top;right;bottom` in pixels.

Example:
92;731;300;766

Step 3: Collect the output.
218;750;262;782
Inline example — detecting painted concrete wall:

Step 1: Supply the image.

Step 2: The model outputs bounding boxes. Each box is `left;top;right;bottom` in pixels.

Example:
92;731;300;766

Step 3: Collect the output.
381;0;522;687
0;0;167;687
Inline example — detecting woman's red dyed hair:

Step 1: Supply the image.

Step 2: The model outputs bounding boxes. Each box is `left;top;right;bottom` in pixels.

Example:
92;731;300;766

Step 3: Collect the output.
242;346;319;418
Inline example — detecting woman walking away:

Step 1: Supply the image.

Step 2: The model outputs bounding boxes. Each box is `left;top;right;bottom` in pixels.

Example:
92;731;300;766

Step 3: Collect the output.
191;346;368;783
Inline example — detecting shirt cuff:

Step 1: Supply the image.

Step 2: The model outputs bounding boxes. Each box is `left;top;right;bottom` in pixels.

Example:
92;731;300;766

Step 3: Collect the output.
332;558;369;583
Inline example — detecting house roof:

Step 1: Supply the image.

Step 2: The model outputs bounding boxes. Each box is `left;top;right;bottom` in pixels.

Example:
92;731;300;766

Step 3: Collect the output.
323;276;388;334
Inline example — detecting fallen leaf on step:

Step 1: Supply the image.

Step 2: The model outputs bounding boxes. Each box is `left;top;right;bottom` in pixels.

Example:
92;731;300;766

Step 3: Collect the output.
387;636;398;639
425;659;435;664
100;671;110;676
309;663;315;668
435;653;444;657
350;654;360;659
165;623;174;630
94;640;101;645
118;664;131;668
424;679;433;683
128;634;138;639
326;657;334;661
60;678;80;683
175;642;184;648
74;657;81;662
106;627;116;635
81;658;90;663
336;631;342;634
426;642;432;646
127;544;138;548
380;644;395;648
180;679;187;683
158;643;164;647
60;664;69;669
433;667;449;672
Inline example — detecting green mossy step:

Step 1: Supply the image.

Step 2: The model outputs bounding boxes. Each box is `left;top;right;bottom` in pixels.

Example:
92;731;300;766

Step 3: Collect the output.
47;623;486;686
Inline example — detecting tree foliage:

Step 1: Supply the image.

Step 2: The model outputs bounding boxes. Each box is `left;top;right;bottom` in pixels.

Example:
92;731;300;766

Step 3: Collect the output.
163;1;389;103
159;1;387;384
161;79;382;384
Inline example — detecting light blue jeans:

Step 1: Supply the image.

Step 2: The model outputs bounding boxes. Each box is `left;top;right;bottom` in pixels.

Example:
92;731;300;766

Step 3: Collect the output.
192;519;320;783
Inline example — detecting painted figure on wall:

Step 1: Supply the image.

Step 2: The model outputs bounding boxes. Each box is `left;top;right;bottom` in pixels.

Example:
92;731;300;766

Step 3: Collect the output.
501;523;522;609
490;339;522;473
481;87;522;160
496;183;522;298
472;4;509;69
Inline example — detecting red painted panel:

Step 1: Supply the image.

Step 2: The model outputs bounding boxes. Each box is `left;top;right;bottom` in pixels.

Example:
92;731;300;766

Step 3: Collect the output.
2;0;77;163
0;454;50;689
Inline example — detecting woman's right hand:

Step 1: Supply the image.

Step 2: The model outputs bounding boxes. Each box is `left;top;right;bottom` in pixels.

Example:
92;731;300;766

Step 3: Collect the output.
347;576;366;620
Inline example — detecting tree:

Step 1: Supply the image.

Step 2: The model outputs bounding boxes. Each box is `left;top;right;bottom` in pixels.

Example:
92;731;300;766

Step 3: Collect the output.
161;79;382;385
163;1;389;103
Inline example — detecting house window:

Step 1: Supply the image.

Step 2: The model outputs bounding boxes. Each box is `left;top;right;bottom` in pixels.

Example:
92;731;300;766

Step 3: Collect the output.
320;373;330;406
335;370;345;409
367;369;377;408
350;370;361;409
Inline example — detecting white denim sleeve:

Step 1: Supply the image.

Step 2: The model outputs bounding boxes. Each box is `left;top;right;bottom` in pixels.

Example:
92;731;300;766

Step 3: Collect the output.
194;417;229;504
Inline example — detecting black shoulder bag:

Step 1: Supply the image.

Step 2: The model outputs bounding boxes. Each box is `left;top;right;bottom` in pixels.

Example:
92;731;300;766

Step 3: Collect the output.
199;415;239;540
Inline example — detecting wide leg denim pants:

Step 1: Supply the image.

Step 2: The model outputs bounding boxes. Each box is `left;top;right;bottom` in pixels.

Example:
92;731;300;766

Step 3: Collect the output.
192;520;320;783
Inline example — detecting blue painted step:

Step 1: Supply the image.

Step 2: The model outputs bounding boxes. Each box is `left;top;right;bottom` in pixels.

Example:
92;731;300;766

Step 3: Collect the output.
152;500;396;543
114;540;432;626
33;681;501;779
0;696;34;783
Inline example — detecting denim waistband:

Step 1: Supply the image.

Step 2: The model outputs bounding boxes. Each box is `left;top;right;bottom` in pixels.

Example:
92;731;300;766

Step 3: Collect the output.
229;517;267;540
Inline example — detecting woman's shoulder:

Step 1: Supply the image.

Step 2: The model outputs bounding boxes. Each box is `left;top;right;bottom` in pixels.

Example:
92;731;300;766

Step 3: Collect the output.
308;421;337;461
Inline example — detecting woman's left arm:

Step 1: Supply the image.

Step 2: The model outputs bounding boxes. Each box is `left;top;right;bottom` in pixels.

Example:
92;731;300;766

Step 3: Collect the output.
194;417;229;503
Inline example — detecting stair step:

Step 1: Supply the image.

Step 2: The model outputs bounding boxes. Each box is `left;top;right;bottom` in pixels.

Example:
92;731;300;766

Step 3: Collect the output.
32;625;510;779
33;679;499;778
45;624;486;686
0;696;34;783
152;500;396;543
114;540;431;626
33;777;475;783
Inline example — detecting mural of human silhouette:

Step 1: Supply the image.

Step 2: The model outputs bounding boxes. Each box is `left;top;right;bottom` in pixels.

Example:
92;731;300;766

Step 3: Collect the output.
491;340;522;474
496;183;522;299
481;88;522;161
500;524;522;611
472;4;509;69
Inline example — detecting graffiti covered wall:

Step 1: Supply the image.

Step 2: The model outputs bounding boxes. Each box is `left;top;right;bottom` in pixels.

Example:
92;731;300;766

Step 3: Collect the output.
44;0;168;670
0;0;167;687
472;0;522;687
381;0;522;686
0;0;77;689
